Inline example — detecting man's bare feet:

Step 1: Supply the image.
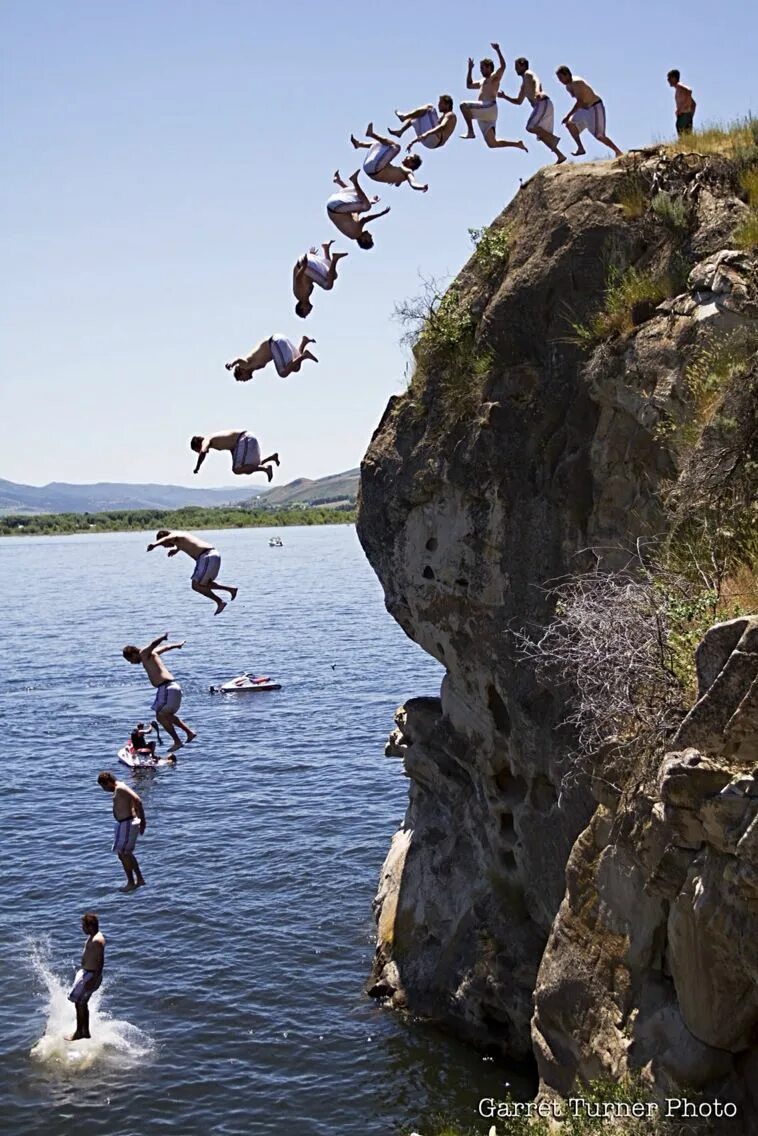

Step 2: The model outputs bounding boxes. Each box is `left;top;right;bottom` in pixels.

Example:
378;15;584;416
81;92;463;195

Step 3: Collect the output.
556;153;567;164
393;109;403;122
229;587;238;601
167;740;184;755
517;141;528;152
265;465;274;482
66;1033;84;1042
572;147;586;156
366;121;374;135
184;729;197;743
350;134;360;149
214;601;227;616
135;878;146;888
460;131;476;139
123;881;137;892
388;126;403;138
332;251;348;263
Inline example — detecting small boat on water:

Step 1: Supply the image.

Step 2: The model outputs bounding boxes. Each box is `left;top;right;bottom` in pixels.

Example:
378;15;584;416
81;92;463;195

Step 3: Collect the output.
209;672;282;695
269;536;283;548
117;742;175;768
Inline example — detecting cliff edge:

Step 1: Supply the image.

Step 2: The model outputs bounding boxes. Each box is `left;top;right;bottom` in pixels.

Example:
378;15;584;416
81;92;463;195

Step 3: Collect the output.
357;134;758;1124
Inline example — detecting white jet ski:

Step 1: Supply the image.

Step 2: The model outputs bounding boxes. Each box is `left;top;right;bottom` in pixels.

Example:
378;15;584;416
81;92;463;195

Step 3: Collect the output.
118;741;175;768
209;672;282;694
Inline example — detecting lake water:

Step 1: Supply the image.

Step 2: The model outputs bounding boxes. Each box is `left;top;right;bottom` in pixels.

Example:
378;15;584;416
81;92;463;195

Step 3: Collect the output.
0;525;527;1136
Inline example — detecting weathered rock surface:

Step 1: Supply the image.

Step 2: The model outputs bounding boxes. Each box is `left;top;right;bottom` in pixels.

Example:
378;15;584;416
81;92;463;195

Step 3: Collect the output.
357;147;758;1125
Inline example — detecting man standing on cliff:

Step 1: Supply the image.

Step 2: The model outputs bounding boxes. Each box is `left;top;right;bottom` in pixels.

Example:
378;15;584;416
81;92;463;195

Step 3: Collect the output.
460;43;528;152
122;632;196;755
147;530;238;616
555;66;623;158
667;70;696;136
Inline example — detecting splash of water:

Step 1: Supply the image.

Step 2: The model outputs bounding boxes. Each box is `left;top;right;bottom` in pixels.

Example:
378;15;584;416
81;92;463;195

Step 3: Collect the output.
28;939;153;1072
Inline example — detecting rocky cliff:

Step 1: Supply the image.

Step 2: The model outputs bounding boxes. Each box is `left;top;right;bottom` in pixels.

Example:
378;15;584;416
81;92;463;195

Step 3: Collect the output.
357;139;758;1124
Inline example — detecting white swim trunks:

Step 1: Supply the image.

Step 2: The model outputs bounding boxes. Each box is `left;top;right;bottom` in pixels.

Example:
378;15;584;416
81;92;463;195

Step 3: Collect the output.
112;816;141;855
363;140;401;177
152;679;182;715
68;968;102;1004
571;101;606;138
462;99;498;137
413;106;442;148
526;96;554;135
326;188;365;215
270;334;295;377
192;548;221;586
304;253;331;289
232;431;261;473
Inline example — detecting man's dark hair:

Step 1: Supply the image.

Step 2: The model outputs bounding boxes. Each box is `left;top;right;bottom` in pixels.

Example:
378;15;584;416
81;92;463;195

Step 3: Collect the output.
190;436;203;452
97;771;115;788
155;529;170;540
516;57;529;69
122;645;139;660
440;94;453;111
405;154;422;170
668;69;681;82
82;912;99;933
556;65;572;78
481;57;494;71
357;231;374;249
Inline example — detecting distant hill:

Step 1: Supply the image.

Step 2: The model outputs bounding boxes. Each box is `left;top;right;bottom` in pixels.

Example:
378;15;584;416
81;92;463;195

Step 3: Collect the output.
0;469;360;516
254;469;359;508
0;478;263;516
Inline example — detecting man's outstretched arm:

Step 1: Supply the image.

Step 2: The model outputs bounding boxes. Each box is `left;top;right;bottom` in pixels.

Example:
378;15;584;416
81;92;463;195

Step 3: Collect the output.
465;57;479;90
155;640;186;656
363;206;391;224
144;632;169;655
492;42;506;82
147;533;176;551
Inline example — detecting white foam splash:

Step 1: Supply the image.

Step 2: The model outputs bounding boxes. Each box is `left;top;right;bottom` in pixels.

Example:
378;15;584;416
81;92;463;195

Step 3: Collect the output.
28;939;153;1072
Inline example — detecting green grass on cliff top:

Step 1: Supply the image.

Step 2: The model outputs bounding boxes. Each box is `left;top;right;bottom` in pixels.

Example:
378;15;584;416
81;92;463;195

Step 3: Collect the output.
664;115;758;159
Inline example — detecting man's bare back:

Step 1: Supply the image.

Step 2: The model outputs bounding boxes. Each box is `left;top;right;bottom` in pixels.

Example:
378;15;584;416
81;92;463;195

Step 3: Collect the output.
139;646;175;688
566;76;600;108
153;532;212;560
112;781;141;821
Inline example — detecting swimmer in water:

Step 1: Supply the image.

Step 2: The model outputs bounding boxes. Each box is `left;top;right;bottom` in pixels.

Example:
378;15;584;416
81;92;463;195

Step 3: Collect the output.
98;771;147;889
67;912;105;1040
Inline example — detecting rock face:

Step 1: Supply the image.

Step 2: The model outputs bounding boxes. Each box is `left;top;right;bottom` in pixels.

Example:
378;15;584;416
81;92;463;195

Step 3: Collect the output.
357;147;758;1118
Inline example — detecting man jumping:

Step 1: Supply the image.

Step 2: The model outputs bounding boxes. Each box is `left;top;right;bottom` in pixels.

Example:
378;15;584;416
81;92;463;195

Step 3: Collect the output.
190;430;279;480
555;66;623;157
460;43;527;151
147;530;238;616
67;913;105;1039
293;241;348;318
388;95;457;152
97;772;147;890
499;58;566;163
326;169;391;249
225;335;317;382
350;123;428;191
122;632;196;755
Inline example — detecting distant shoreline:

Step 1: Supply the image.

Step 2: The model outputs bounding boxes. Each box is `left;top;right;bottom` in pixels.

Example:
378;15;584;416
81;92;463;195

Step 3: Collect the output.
0;505;356;538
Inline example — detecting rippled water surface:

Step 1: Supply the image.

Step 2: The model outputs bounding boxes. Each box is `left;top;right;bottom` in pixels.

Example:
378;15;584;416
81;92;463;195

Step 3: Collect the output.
1;526;522;1136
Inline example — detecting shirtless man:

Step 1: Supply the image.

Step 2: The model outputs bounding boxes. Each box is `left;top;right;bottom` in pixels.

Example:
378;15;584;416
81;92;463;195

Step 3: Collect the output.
147;530;238;616
67;912;105;1040
350;123;428;191
388;95;457;152
555;66;622;157
97;772;147;889
293;241;348;318
499;57;566;163
190;431;280;480
667;70;696;136
224;334;317;382
121;632;196;755
460;43;527;151
326;169;391;249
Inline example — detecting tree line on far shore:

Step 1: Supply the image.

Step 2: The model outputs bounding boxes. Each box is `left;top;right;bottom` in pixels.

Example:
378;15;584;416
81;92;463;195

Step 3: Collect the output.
0;504;356;537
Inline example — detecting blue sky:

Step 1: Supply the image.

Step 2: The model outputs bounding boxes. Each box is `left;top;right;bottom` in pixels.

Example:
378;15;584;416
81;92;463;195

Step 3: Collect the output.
2;0;756;486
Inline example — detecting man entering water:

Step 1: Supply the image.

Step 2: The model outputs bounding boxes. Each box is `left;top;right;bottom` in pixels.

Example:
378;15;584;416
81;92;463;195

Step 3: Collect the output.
98;772;147;889
147;530;238;616
67;912;105;1041
122;632;196;754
